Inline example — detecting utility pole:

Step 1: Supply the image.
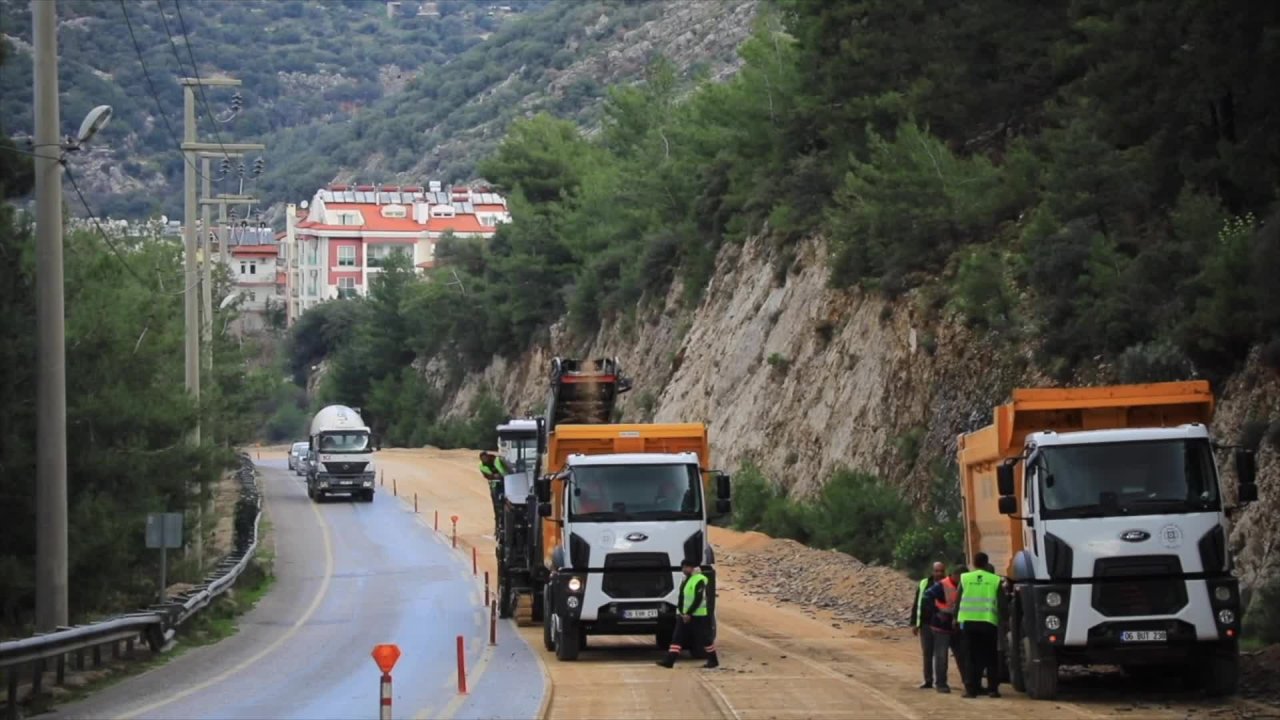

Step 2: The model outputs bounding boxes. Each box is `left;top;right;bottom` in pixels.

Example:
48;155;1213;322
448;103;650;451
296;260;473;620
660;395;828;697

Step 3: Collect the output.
201;155;213;375
183;81;200;447
33;0;68;632
180;77;262;445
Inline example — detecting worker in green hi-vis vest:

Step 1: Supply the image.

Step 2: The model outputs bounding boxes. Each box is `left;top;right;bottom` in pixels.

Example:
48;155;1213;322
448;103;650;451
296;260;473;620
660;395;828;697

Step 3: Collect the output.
656;558;720;669
956;552;1003;699
910;561;946;689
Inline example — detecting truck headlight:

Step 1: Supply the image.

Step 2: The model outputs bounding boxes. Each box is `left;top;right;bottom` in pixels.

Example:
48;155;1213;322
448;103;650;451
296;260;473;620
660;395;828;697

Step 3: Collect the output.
567;596;579;609
567;577;582;593
1044;615;1061;630
1214;586;1232;603
1217;609;1236;625
1045;591;1063;608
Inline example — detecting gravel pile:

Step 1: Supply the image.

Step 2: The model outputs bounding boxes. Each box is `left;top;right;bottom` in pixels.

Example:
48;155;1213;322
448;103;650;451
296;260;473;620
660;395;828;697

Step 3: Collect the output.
718;538;919;628
1240;644;1280;708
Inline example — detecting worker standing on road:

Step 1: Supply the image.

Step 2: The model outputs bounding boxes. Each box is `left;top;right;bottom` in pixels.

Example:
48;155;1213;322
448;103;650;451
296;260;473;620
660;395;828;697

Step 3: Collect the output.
657;559;719;669
956;552;1002;699
910;561;946;689
922;564;967;693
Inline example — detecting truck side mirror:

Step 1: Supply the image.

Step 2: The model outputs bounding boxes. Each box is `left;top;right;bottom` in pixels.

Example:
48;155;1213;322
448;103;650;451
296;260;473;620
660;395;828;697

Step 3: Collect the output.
535;477;551;503
538;501;552;518
997;495;1018;515
716;472;731;500
716;498;732;515
996;464;1015;496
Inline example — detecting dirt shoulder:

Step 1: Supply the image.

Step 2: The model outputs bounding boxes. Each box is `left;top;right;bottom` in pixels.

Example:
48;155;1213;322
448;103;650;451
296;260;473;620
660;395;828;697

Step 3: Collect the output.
376;447;1276;720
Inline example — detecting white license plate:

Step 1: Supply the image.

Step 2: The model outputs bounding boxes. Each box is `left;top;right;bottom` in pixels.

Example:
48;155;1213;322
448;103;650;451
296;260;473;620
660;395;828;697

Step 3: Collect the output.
1119;630;1167;643
622;609;658;620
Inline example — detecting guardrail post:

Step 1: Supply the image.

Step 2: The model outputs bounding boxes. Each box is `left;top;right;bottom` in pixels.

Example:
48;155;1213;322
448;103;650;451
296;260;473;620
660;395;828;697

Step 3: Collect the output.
55;653;65;685
92;645;102;667
7;668;18;720
125;637;136;658
111;640;121;660
31;659;43;700
75;648;85;671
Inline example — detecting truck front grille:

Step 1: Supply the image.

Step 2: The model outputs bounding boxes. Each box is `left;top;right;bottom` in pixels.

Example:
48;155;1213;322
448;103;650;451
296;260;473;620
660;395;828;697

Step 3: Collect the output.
601;553;674;599
323;461;367;474
1091;555;1187;617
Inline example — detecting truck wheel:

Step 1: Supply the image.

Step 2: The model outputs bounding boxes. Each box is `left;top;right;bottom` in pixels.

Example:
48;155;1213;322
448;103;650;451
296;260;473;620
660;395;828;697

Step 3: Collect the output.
542;589;555;651
556;618;580;661
1202;642;1240;697
1006;623;1026;692
1023;636;1059;700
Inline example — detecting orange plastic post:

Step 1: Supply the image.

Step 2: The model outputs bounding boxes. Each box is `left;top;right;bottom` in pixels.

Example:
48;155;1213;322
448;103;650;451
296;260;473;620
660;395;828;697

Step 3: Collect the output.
472;546;477;575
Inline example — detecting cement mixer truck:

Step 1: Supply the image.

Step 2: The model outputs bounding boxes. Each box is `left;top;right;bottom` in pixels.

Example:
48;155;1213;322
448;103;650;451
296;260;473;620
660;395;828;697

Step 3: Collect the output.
306;404;378;502
958;381;1257;699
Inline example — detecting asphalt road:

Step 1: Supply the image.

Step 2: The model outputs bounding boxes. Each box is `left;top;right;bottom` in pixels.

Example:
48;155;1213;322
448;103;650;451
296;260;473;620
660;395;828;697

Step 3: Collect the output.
48;459;545;720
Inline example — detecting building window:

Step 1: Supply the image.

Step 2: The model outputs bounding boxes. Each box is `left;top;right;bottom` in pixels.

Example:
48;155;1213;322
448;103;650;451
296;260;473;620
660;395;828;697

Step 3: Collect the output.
248;291;257;302
338;246;356;267
367;244;410;267
249;262;257;275
338;277;356;299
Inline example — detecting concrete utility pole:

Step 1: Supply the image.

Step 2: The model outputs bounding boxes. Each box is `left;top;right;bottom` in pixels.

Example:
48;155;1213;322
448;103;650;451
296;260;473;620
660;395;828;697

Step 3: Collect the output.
180;77;263;447
33;0;68;632
183;82;200;446
201;155;213;374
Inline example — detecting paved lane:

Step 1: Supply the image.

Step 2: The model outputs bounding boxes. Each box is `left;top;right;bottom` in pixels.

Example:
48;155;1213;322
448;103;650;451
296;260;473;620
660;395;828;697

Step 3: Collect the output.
49;460;544;720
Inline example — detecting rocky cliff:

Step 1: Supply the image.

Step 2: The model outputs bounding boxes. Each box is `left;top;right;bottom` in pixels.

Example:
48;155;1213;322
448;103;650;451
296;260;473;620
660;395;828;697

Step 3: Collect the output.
425;233;1279;585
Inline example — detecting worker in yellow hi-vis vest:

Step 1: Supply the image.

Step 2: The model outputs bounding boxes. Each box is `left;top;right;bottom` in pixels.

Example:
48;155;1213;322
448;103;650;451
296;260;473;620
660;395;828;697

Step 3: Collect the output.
956;552;1002;699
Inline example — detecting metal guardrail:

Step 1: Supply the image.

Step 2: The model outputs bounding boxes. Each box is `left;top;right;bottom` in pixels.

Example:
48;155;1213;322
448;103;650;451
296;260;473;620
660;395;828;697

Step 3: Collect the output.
0;453;263;720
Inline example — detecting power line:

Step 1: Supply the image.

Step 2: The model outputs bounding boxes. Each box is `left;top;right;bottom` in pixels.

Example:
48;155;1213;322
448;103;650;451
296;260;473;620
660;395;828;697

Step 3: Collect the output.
157;0;233;164
172;0;237;161
118;0;216;186
63;164;150;284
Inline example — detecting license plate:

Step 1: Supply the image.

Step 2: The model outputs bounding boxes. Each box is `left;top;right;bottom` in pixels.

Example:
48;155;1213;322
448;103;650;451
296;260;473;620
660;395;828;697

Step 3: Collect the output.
622;609;658;620
1119;630;1167;643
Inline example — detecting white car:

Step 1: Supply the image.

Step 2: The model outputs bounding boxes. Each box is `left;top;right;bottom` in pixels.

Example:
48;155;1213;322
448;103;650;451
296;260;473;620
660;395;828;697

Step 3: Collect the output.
288;442;308;474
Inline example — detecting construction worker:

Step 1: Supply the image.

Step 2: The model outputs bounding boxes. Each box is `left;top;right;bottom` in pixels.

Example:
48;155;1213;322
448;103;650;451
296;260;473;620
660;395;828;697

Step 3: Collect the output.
910;561;946;689
922;564;967;693
479;452;510;530
656;558;719;669
956;552;1002;699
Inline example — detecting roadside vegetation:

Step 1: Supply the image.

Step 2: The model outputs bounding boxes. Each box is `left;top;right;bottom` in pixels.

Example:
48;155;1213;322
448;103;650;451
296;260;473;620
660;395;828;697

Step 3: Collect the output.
0;44;280;635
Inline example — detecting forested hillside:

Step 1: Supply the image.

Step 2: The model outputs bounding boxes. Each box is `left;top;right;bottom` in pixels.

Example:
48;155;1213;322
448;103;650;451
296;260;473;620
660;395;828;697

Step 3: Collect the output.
0;0;753;219
0;0;541;217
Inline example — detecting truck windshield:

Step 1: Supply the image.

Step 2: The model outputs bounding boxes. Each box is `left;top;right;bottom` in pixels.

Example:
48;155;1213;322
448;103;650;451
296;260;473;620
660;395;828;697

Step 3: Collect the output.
1039;439;1220;519
318;432;369;453
569;464;702;522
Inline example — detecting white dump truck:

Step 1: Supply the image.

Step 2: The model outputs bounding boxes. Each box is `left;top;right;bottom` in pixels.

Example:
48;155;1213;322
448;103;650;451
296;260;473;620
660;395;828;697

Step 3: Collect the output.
307;404;377;502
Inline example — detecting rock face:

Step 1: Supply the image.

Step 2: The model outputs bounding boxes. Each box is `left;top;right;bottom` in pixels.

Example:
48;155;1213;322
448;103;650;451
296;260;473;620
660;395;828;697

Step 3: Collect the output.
425;232;1280;592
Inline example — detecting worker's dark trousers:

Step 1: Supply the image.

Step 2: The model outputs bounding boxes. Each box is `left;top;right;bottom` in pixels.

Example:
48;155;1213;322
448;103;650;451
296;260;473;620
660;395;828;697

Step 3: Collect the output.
963;622;999;695
919;627;935;685
665;614;716;666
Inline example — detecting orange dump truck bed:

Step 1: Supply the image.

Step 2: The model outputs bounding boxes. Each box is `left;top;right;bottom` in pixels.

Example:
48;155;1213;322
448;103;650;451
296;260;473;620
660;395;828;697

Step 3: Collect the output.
956;381;1215;576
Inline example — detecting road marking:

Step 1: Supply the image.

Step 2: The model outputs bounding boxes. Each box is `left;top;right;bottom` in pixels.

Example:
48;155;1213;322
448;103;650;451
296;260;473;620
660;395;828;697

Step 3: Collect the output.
119;472;336;720
695;672;742;720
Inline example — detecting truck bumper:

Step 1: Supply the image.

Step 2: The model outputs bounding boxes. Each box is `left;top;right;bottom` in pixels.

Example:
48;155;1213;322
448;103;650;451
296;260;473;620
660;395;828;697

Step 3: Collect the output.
313;472;376;491
1024;576;1243;664
551;567;718;634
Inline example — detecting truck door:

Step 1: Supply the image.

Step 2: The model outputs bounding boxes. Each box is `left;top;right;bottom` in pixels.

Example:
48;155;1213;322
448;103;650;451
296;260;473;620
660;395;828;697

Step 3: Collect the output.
1024;457;1040;559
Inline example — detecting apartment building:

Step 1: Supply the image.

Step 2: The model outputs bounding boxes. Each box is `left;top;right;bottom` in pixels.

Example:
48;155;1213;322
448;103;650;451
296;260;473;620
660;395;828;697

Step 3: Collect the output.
283;181;510;325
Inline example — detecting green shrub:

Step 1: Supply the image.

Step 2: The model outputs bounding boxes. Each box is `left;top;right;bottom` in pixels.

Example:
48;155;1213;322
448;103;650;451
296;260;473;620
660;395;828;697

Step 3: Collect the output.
1243;575;1280;645
729;462;774;531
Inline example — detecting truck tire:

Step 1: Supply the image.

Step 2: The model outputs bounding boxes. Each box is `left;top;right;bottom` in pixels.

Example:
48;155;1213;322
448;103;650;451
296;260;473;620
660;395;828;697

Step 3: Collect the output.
556;618;580;661
1006;622;1026;692
542;588;555;651
1023;636;1059;700
1202;641;1240;697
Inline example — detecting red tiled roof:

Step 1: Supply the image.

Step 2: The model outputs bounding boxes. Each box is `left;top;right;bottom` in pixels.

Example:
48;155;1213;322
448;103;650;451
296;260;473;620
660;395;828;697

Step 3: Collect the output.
296;202;496;234
426;215;487;233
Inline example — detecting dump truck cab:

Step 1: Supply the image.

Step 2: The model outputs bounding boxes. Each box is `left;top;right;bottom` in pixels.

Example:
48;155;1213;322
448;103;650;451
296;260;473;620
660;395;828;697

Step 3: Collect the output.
960;381;1258;700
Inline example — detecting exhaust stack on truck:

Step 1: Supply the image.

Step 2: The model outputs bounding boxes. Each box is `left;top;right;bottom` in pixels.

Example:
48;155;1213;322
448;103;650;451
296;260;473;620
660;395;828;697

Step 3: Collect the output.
958;380;1258;700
